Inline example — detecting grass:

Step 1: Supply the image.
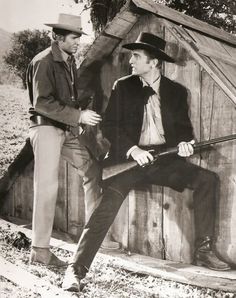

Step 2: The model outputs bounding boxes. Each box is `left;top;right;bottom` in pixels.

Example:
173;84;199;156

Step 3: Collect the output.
0;84;29;178
0;225;235;298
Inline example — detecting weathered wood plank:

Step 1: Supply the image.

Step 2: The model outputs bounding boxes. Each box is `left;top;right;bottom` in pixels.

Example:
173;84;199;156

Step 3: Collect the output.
13;170;23;218
110;198;129;249
54;159;68;233
163;189;195;263
211;59;236;89
203;56;236;107
104;11;140;39
198;45;236;66
128;186;163;258
132;0;236;46
67;163;85;239
163;26;201;263
0;256;74;298
200;75;236;265
184;28;236;66
164;22;236;106
1;187;14;217
21;161;33;220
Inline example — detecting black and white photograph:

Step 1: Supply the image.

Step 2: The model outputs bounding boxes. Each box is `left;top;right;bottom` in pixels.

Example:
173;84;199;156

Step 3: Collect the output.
0;0;236;297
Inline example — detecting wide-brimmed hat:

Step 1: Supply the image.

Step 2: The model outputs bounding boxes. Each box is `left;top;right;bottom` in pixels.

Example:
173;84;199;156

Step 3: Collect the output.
123;32;175;63
45;13;87;35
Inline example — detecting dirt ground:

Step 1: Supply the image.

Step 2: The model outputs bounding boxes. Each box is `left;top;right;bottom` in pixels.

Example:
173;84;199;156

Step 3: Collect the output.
0;275;40;298
0;223;236;298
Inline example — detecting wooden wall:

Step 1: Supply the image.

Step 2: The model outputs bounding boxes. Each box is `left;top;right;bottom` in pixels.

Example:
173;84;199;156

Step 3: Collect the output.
98;14;236;264
2;13;236;265
3;160;85;241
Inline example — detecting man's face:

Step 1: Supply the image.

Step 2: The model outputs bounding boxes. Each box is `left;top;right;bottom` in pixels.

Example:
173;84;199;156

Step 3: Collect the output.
129;49;154;77
59;33;81;54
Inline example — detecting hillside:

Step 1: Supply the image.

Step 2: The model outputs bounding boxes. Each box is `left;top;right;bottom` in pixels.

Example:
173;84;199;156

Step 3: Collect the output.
0;28;21;86
0;85;29;178
0;28;12;59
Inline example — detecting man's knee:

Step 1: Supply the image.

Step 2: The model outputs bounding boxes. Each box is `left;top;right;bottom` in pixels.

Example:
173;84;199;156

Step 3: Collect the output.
194;169;220;189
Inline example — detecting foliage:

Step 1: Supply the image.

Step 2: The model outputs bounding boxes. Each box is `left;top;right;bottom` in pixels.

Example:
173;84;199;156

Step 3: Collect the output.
81;0;236;34
163;0;236;34
3;30;51;89
75;42;92;66
84;0;126;33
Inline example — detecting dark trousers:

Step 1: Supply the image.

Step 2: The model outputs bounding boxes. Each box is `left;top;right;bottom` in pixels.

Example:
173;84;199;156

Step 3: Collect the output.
72;158;219;272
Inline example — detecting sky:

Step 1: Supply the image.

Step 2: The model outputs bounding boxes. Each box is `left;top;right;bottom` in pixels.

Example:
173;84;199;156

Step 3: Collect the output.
0;0;94;42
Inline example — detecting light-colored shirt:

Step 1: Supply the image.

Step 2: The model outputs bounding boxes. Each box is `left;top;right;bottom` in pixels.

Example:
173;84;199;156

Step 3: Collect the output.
139;77;166;146
127;76;166;157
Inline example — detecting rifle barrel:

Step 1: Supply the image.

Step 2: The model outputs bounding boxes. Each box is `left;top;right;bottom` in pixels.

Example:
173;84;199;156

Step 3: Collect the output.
194;133;236;149
102;133;236;180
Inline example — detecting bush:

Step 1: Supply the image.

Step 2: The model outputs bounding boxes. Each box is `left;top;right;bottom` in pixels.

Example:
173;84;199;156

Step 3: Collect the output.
3;30;51;89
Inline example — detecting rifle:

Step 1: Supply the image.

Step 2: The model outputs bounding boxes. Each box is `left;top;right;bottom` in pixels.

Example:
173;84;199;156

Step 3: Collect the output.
102;133;236;181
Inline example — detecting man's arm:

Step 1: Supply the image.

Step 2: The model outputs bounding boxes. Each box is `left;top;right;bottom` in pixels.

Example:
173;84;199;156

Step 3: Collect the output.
103;81;137;157
28;60;101;127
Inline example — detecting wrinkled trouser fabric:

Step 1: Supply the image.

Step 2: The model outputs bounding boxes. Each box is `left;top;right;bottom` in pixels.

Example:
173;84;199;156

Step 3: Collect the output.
29;125;101;248
71;158;219;271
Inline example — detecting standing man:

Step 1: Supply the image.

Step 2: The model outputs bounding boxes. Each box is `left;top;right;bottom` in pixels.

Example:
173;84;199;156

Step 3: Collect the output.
62;32;230;291
27;14;103;266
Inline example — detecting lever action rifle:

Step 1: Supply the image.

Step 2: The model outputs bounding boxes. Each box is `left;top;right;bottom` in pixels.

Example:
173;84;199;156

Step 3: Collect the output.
102;133;236;181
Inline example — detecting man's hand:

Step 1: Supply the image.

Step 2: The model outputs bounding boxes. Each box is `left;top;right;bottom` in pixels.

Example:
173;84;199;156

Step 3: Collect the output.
178;140;195;157
79;110;102;126
131;147;154;166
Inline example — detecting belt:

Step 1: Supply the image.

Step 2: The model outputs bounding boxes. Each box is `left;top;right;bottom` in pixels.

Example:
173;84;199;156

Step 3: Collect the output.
30;115;69;131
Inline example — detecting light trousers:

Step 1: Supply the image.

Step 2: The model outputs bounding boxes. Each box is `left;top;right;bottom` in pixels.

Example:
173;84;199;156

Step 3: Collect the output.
29;125;101;248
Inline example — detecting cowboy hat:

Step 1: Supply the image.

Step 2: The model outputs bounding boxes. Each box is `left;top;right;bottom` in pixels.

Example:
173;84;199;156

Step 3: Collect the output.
122;32;175;63
45;13;87;35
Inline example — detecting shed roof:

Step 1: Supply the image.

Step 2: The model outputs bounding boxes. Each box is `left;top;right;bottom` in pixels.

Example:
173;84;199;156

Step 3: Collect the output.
133;0;236;46
77;0;236;106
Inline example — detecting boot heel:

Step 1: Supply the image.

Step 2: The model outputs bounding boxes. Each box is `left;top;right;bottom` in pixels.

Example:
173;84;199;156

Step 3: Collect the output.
193;259;204;267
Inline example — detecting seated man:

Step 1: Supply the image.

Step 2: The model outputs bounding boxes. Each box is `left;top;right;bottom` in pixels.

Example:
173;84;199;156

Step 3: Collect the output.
63;32;230;292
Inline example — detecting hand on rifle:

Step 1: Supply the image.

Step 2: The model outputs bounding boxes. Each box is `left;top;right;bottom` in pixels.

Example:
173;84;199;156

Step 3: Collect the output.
177;140;195;157
130;147;154;166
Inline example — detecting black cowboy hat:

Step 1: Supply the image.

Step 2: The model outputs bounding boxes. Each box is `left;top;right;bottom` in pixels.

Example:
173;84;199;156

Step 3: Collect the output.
122;32;175;63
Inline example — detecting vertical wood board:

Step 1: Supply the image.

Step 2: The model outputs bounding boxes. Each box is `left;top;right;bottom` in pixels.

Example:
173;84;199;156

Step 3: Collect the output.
54;159;68;233
163;27;201;262
67;163;85;239
128;186;163;258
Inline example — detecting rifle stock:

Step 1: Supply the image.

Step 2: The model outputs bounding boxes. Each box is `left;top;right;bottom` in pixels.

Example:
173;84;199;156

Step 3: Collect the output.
102;133;236;181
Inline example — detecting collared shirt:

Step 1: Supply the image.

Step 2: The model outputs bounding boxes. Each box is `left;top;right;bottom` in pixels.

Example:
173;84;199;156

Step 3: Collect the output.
59;46;70;64
58;45;77;103
138;77;166;146
127;76;166;157
59;47;75;85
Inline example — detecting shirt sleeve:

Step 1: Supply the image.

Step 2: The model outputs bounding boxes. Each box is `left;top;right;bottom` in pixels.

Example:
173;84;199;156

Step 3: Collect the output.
126;145;138;159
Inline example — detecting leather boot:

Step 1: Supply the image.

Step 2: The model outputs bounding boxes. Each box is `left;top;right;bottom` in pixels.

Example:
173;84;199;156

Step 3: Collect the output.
62;264;87;292
30;247;67;267
193;236;230;271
